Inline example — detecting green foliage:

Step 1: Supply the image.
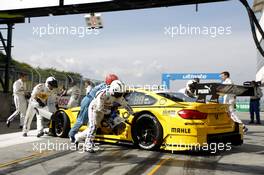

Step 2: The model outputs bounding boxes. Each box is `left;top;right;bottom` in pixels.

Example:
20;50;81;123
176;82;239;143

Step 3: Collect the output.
0;52;82;82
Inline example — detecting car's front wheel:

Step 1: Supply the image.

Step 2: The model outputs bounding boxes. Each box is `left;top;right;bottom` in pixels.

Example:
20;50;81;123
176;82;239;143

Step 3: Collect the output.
51;111;70;138
132;113;163;150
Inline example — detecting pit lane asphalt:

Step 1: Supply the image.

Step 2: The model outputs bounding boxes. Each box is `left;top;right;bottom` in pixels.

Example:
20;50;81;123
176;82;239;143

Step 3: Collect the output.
0;112;263;175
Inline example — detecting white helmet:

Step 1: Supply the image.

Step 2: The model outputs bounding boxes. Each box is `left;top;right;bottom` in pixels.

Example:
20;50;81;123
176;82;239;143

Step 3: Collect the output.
109;80;125;97
45;77;58;90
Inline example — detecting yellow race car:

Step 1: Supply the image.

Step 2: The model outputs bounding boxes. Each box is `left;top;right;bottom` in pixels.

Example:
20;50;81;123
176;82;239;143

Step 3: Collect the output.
50;83;245;151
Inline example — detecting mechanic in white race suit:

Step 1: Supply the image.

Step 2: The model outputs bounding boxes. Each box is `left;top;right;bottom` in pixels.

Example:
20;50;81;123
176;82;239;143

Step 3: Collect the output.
22;77;58;137
66;80;81;108
220;71;248;133
75;80;134;153
6;73;28;128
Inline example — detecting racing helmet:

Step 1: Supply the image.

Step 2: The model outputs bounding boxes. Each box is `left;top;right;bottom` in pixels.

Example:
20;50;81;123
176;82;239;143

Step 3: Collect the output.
45;77;58;90
105;74;119;85
109;80;125;98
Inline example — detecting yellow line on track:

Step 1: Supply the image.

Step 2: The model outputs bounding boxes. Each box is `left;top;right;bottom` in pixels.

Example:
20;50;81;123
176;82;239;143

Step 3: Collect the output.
147;158;170;175
0;151;50;169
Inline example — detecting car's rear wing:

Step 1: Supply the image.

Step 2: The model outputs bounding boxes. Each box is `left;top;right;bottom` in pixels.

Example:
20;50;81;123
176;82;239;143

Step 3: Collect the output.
193;82;260;103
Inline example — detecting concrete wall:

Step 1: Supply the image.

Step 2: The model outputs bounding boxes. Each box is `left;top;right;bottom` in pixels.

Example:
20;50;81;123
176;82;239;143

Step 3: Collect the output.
0;93;13;122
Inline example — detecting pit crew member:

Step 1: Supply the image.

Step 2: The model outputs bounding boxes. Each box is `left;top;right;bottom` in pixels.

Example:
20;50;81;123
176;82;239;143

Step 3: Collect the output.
68;74;119;142
76;80;133;153
6;73;28;128
22;77;58;137
66;79;81;108
220;71;248;132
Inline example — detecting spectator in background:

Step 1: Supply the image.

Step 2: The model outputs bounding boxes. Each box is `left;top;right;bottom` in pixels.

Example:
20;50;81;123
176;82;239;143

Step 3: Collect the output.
249;81;263;125
6;73;28;129
84;80;93;95
220;71;248;133
66;79;81;108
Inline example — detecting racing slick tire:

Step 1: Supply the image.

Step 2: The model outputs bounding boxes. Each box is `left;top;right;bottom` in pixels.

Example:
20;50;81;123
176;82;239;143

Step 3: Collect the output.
231;123;243;146
230;135;243;146
132;113;163;150
51;111;70;138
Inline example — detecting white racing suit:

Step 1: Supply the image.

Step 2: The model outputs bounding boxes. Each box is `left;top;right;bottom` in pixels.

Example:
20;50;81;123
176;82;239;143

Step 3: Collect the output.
23;84;56;135
75;89;133;150
7;79;28;126
222;78;243;124
67;85;81;108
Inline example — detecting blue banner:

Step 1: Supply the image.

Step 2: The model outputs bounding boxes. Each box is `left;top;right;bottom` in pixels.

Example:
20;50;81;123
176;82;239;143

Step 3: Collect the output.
162;73;221;89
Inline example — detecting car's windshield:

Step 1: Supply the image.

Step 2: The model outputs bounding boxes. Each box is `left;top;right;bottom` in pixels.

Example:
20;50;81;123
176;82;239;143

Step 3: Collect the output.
157;92;196;102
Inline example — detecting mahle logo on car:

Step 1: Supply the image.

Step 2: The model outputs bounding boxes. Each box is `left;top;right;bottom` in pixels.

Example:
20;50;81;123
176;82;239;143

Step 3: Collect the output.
171;128;191;134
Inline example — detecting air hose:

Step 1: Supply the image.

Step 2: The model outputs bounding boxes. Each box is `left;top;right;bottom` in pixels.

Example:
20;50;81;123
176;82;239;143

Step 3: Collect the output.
240;0;264;57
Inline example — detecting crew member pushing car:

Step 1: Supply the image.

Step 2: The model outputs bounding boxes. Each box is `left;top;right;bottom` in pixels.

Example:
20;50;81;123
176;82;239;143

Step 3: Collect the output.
68;74;119;143
22;77;58;137
76;80;133;153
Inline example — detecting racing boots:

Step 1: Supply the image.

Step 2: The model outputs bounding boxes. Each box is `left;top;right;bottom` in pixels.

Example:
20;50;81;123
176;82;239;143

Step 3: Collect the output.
6;120;10;128
37;131;45;138
69;136;76;143
85;143;100;153
84;140;100;153
243;125;248;134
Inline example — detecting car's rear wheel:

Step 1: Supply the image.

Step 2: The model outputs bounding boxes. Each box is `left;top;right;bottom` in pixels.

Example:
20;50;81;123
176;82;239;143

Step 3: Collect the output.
231;136;243;146
132;113;163;150
52;111;70;138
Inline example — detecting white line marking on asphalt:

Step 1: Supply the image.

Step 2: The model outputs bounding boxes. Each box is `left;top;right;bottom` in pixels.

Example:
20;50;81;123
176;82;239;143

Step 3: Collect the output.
0;130;44;148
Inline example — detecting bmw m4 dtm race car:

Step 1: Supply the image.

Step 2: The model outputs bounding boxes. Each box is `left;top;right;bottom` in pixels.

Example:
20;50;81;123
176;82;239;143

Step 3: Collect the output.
49;82;257;152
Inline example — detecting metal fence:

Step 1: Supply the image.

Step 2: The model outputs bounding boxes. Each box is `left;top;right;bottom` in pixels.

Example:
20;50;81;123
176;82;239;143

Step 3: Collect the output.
0;67;101;95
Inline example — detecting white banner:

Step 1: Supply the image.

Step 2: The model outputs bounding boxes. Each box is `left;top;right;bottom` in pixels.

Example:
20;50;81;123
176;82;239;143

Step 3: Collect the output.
0;0;59;11
64;0;113;5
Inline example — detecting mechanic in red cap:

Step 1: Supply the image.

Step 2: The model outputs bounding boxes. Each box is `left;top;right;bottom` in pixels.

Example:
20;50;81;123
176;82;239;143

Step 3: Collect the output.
105;74;119;85
68;73;119;142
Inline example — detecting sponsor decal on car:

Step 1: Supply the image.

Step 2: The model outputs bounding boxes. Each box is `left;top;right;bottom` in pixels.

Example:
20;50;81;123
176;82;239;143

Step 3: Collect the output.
184;122;204;126
162;110;176;116
171;128;191;134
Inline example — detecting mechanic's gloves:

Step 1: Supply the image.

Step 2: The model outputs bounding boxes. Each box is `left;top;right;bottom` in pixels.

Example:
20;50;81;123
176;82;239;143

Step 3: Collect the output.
24;92;31;99
36;98;46;107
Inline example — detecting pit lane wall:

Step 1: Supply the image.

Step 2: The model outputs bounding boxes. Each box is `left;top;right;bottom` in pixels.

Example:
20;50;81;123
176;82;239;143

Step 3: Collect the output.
0;93;12;122
236;99;264;112
0;94;78;122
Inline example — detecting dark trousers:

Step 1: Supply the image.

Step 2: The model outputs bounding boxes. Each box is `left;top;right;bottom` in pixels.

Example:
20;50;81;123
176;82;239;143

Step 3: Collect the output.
249;99;260;122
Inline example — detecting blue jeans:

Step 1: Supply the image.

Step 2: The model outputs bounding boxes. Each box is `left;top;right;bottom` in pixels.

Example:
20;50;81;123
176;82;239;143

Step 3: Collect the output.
68;95;92;138
250;99;260;122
